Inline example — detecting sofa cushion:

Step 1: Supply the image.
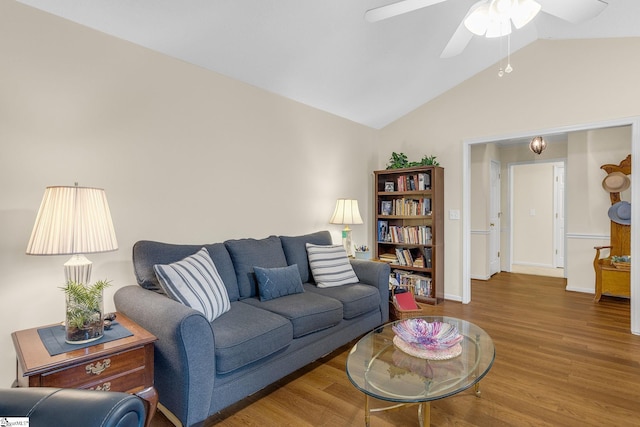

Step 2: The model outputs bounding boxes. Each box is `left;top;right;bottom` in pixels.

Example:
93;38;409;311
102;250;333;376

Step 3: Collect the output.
304;283;381;320
224;236;288;299
154;247;231;322
212;301;293;374
280;231;333;283
254;264;304;301
306;243;359;288
132;241;240;301
242;292;343;338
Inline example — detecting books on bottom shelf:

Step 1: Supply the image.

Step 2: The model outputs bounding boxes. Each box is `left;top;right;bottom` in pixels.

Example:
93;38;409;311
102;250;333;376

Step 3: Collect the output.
392;269;433;299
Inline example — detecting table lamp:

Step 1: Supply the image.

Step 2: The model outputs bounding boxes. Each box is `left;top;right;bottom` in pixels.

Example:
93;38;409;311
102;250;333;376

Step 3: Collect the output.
26;184;118;343
329;199;363;257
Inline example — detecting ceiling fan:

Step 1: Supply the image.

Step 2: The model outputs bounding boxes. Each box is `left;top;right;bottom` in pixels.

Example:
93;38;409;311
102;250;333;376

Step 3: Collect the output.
365;0;608;58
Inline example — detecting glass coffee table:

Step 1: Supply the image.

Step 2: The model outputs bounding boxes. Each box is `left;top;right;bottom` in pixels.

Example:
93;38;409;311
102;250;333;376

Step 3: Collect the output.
346;316;495;426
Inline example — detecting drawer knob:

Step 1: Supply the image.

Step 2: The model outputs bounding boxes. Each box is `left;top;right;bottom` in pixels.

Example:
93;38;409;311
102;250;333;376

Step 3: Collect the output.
91;382;111;391
85;359;111;375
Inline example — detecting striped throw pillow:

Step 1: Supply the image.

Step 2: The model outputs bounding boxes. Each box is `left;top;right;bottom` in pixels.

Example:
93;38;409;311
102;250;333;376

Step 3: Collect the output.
154;247;231;321
306;243;359;288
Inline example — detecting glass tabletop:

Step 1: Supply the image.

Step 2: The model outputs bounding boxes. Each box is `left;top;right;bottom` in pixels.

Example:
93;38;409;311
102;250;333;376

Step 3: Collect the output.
346;316;495;403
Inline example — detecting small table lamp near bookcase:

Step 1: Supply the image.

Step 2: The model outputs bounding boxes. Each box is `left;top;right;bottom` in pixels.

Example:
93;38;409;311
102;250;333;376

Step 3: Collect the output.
374;165;444;305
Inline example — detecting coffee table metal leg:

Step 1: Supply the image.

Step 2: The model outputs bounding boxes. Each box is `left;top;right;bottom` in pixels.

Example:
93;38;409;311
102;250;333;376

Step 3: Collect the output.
365;394;371;427
418;401;430;427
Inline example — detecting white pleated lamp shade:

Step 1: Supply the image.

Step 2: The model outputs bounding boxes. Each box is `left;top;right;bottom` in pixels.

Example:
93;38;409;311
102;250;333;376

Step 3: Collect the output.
329;199;364;225
26;185;118;256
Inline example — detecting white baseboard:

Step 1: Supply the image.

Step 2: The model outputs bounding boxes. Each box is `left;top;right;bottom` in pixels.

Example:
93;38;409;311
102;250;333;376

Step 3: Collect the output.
565;286;594;294
444;293;462;302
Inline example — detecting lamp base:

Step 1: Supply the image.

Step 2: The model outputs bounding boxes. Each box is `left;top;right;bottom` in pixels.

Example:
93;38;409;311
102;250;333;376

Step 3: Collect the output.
64;254;92;285
342;226;354;257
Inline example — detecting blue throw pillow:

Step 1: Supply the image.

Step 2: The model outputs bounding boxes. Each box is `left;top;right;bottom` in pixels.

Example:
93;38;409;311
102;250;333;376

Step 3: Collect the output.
254;264;304;301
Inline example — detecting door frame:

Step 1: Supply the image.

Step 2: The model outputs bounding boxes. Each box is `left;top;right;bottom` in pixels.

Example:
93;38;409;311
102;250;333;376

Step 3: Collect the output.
489;159;501;276
461;116;640;336
554;163;565;269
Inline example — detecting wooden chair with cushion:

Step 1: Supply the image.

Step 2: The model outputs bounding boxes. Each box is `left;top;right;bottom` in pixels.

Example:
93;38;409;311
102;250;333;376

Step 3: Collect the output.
593;155;631;301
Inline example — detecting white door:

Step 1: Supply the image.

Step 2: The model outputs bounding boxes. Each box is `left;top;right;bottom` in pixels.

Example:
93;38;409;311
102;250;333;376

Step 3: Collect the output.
554;163;565;268
489;160;501;276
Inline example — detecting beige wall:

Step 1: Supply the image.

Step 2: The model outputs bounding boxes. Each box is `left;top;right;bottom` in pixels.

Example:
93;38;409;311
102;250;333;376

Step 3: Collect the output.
379;37;640;300
0;2;377;387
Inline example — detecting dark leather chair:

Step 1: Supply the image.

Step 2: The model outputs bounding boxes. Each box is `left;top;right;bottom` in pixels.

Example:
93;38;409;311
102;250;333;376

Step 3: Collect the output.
0;387;146;427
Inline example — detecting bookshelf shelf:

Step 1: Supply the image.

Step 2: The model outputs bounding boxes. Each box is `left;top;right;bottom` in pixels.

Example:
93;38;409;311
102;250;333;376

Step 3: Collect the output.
374;165;444;304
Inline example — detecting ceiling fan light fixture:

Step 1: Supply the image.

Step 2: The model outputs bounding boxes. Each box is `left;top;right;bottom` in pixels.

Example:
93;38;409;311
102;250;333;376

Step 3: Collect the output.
464;0;540;38
485;14;512;38
464;3;491;36
511;0;542;29
529;136;547;155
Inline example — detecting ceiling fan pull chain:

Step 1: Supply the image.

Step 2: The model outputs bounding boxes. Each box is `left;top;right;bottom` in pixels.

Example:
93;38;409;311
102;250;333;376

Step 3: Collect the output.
505;34;513;73
498;32;505;77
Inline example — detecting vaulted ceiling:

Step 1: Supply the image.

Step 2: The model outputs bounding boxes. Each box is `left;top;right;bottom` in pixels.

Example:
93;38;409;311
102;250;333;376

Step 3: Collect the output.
16;0;640;129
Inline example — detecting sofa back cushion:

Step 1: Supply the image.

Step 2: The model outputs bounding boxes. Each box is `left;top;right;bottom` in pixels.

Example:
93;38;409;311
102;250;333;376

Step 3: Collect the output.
280;230;332;283
132;240;240;301
224;235;288;299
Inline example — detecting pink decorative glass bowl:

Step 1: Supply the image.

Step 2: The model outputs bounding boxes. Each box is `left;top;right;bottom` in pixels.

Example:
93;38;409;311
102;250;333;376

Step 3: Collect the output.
392;319;463;360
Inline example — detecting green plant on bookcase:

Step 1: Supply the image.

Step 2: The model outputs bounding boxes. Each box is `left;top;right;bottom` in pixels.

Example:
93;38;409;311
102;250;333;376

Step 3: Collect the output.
386;152;440;169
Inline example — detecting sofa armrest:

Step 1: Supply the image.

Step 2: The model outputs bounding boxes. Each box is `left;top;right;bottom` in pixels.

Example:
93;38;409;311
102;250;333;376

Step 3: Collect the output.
350;259;390;323
0;387;145;427
114;286;215;427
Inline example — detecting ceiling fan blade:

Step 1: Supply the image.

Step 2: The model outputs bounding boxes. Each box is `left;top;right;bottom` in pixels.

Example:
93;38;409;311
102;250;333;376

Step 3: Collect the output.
440;20;474;58
538;0;608;24
364;0;448;23
440;0;487;58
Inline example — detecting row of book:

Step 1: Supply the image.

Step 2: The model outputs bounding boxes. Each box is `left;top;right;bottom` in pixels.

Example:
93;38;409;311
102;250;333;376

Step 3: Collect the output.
378;247;433;269
386;225;432;245
396;248;423;267
391;270;433;298
380;198;431;216
390;172;431;192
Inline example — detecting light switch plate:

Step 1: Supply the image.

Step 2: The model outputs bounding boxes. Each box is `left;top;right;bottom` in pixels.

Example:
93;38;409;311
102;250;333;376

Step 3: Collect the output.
449;209;460;220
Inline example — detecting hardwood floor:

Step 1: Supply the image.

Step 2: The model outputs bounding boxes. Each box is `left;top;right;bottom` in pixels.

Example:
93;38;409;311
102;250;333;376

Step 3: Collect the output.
151;272;640;426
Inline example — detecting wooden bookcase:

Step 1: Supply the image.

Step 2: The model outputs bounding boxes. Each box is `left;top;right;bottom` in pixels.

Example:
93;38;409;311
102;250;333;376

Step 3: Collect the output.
374;166;444;304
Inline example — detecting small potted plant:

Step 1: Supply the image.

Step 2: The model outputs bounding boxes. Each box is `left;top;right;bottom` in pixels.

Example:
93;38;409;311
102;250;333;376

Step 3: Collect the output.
61;280;111;344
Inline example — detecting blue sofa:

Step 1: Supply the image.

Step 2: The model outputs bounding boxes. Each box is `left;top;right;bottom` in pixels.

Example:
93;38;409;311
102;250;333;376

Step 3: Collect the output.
114;231;390;427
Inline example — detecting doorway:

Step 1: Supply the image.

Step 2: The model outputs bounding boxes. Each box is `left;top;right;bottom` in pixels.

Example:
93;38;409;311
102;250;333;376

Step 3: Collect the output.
509;161;565;277
461;117;640;336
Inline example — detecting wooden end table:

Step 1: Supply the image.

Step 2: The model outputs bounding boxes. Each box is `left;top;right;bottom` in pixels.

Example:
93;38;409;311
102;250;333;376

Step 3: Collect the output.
12;312;158;427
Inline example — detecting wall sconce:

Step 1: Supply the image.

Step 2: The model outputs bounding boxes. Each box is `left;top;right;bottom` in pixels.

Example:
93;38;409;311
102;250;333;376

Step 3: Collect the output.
529;136;547;155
